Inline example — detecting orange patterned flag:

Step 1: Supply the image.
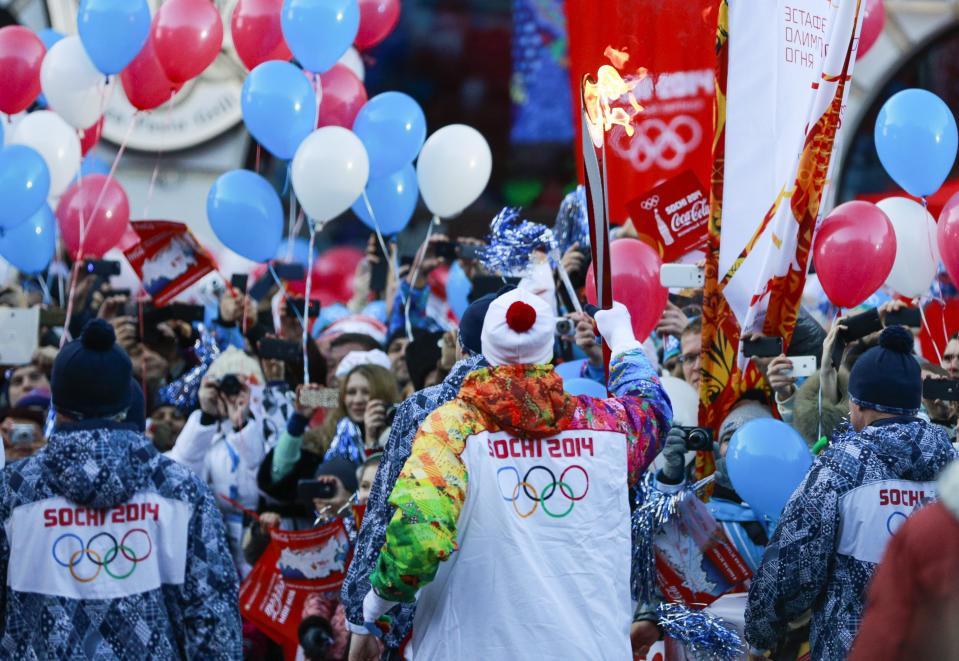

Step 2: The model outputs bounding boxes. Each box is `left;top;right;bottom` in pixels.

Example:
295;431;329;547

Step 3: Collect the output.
699;0;863;465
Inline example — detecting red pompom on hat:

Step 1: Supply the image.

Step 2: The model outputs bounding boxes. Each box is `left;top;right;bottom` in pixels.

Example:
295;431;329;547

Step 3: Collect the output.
480;288;555;366
505;301;537;333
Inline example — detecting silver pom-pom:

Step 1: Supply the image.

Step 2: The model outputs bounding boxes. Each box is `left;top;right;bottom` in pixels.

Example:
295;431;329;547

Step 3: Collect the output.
155;327;221;412
631;474;714;605
478;207;556;276
657;602;744;661
554;186;590;254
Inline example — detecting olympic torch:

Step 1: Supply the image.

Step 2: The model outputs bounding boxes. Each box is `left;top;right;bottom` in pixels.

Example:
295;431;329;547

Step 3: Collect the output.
580;56;644;378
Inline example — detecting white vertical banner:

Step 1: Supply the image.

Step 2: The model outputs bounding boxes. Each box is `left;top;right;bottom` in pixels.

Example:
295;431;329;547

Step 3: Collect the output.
720;0;862;336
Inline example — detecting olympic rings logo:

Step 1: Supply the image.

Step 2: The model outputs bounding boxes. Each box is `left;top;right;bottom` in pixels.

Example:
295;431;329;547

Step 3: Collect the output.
639;195;660;211
609;115;703;172
496;465;589;519
52;529;153;582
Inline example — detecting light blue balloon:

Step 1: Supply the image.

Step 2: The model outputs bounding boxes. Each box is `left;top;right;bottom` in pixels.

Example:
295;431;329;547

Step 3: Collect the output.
727;418;813;522
241;61;317;160
207;170;284;263
352;164;418;235
281;0;360;74
353;92;427;178
564;377;607;398
71;154;112;186
37;28;64;50
0;204;56;274
274;237;317;266
554;359;587;381
0;145;51;231
446;260;471;320
875;88;959;198
78;0;151;75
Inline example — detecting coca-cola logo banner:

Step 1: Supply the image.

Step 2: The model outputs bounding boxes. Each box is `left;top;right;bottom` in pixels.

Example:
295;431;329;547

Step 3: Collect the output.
627;169;708;263
565;0;717;224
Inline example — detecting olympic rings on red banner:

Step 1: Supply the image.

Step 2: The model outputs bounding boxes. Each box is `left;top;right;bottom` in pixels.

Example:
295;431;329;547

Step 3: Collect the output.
52;528;153;582
496;465;590;519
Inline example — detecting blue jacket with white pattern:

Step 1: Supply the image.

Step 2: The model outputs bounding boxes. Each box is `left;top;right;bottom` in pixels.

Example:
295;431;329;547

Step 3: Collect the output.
745;416;957;660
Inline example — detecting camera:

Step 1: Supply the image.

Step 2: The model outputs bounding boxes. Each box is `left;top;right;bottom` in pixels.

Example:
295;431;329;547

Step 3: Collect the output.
10;423;36;445
556;318;576;337
385;404;398;427
673;426;713;452
217;374;243;397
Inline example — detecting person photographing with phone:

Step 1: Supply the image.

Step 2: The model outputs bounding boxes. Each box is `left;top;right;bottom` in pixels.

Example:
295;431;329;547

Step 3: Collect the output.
349;289;671;660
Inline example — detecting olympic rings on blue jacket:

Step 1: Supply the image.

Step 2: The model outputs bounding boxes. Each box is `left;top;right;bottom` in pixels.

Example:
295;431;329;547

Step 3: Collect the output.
52;529;153;582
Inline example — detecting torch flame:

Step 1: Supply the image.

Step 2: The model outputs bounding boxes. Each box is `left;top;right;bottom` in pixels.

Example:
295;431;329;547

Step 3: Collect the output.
583;47;646;146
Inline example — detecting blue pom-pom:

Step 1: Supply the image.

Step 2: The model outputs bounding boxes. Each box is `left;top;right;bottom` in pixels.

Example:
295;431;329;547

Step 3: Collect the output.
479;207;556;275
657;602;744;661
554;186;590;254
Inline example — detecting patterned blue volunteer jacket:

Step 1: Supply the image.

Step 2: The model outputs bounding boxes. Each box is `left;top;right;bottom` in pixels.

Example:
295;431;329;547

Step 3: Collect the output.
745;416;957;660
0;421;242;660
341;354;486;650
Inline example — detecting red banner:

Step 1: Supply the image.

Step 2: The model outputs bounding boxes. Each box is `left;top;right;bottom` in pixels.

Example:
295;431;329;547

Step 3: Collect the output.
565;0;717;224
239;520;352;652
122;221;214;306
627;169;709;262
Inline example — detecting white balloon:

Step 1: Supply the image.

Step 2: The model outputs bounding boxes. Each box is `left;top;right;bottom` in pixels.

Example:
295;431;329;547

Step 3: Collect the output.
661;375;700;427
292;127;369;224
338;47;365;82
11;111;81;196
877;196;940;298
416;124;492;218
40;36;111;130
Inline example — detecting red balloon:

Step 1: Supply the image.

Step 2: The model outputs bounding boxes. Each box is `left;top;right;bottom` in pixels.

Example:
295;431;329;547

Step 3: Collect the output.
57;175;130;258
355;0;401;50
152;0;224;84
857;0;884;60
813;201;896;309
310;246;365;303
938;192;959;288
232;0;292;70
120;37;183;111
316;64;368;129
0;27;45;114
585;239;667;340
78;117;104;156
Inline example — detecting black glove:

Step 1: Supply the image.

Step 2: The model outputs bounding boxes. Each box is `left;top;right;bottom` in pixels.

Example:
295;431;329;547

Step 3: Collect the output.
658;427;688;484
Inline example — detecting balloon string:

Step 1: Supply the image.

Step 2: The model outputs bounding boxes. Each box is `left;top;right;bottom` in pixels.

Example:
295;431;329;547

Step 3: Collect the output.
919;302;944;365
361;190;400;285
286;186;296;262
142;91;178;218
255;144;262;174
268;263;306;331
404;216;437;340
819;307;841;442
36;275;51;305
60;259;83;347
303;222;317;386
88;112;138;235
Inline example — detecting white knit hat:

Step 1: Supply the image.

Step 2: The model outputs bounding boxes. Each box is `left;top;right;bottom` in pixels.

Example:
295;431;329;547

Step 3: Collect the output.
480;288;555;367
334;349;392;378
205;346;265;386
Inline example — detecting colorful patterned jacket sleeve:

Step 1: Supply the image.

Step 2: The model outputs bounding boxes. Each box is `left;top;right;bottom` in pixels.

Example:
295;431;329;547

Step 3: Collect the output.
577;347;672;485
369;402;481;602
